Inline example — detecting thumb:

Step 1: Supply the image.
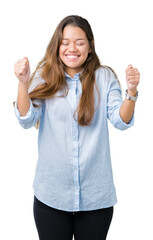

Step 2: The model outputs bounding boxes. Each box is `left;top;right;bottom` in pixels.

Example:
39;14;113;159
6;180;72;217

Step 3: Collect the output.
23;56;28;61
126;64;133;73
128;64;133;69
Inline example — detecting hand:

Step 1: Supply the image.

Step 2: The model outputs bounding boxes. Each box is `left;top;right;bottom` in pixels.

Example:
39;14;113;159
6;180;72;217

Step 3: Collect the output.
126;64;140;95
14;57;30;85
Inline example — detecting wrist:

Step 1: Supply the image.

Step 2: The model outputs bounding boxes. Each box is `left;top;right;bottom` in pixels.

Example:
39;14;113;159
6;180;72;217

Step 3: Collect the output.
125;89;138;101
18;81;29;89
127;88;137;96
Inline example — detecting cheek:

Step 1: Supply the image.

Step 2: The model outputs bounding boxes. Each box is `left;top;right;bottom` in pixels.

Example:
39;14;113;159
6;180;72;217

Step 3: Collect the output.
59;46;65;58
81;45;90;55
81;48;90;59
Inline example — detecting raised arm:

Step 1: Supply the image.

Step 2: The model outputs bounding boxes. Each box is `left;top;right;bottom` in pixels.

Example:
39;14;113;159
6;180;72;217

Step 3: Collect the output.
120;65;140;124
14;57;30;116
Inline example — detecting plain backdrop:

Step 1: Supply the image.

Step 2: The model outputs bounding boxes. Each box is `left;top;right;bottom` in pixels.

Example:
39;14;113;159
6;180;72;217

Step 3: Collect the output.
0;0;153;239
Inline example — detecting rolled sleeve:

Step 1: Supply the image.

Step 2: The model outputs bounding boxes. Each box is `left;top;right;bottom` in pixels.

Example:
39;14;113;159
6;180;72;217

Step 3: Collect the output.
111;106;134;130
107;70;134;130
14;99;43;129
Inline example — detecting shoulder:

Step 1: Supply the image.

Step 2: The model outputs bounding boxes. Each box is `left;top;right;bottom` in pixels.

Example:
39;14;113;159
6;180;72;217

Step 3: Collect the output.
95;66;117;86
95;66;120;94
95;65;117;78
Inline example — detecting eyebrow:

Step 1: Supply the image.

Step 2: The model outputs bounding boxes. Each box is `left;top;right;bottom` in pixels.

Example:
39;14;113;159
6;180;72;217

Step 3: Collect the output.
62;38;85;41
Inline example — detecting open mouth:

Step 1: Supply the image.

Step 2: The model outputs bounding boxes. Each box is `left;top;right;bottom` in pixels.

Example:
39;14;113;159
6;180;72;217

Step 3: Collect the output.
65;54;80;60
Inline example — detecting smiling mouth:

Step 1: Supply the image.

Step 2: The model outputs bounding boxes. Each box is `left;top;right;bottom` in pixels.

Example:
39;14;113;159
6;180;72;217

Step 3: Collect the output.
65;54;80;60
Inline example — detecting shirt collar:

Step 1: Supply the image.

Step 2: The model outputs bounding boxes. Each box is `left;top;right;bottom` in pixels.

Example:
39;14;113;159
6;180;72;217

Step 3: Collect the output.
65;71;82;81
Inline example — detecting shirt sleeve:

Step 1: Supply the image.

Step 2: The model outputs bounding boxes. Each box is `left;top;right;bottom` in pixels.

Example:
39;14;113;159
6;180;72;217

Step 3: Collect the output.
107;69;134;130
14;69;45;129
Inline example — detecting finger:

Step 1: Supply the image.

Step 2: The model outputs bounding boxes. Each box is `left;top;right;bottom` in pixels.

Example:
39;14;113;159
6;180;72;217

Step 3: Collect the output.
15;63;28;69
127;67;140;75
14;66;28;74
16;58;28;64
23;57;29;64
16;69;24;76
132;68;140;75
128;78;139;82
127;72;140;78
127;71;139;77
127;79;140;86
128;81;138;86
127;75;140;80
14;65;28;74
15;60;29;68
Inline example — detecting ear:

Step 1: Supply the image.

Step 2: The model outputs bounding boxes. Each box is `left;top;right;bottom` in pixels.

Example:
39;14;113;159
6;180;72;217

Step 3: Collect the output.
88;40;94;53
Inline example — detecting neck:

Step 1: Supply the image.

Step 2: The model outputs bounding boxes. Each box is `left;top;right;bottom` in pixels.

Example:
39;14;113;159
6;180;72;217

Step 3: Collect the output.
65;68;83;78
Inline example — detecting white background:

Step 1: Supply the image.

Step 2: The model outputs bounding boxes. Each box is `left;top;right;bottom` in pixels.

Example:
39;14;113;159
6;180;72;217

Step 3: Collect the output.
0;0;153;239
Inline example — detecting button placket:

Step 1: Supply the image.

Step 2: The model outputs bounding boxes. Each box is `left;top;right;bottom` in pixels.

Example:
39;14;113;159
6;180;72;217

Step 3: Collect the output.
72;77;80;211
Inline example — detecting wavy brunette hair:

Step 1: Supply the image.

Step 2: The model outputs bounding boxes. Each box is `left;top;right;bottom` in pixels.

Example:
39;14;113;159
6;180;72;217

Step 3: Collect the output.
28;15;117;126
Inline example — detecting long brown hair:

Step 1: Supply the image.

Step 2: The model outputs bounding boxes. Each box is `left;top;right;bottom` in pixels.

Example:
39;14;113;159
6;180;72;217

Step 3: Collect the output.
28;15;116;126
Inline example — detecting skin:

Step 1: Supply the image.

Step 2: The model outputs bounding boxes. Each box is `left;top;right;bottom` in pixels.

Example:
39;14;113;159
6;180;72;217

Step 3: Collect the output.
120;64;140;123
14;25;140;123
59;25;91;78
14;57;30;116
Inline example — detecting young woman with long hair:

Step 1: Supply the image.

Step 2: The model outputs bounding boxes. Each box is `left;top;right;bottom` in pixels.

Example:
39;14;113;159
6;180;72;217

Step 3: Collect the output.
14;15;140;240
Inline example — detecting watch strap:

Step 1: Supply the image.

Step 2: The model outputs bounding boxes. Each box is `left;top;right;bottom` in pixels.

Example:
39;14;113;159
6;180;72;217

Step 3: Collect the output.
125;89;138;101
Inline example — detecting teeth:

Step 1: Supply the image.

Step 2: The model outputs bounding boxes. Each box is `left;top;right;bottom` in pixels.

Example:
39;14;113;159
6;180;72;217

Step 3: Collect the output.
66;55;78;58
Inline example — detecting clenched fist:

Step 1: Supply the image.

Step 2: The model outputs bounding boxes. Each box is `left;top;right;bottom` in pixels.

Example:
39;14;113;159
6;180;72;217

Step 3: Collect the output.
14;57;30;84
126;64;140;93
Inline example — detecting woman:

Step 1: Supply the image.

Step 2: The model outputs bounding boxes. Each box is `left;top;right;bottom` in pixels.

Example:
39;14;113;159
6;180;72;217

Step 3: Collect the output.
14;15;140;240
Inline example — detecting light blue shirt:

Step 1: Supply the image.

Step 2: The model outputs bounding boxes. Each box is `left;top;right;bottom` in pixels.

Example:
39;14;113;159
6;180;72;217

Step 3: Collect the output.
15;67;134;212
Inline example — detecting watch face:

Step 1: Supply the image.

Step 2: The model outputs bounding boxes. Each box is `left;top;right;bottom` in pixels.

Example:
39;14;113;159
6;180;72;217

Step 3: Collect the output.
127;95;130;100
125;90;138;101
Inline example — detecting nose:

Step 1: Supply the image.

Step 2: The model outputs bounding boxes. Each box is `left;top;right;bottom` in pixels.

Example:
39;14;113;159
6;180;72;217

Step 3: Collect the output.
69;43;77;52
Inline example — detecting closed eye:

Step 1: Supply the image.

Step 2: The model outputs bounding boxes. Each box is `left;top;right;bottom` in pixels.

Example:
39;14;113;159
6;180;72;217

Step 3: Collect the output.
62;42;69;45
76;40;85;45
76;42;85;46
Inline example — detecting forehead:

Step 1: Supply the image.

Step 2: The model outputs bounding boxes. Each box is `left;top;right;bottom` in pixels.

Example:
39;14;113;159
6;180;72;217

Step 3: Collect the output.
62;25;87;40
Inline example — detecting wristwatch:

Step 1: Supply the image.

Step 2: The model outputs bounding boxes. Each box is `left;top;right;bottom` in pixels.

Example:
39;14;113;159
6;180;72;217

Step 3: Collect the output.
125;89;138;101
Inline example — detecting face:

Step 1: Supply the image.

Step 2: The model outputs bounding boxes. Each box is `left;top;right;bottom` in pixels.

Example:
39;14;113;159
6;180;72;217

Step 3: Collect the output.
59;25;91;77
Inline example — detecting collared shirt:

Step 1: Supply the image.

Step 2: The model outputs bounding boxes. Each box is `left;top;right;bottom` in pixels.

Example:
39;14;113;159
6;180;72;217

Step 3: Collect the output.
14;67;134;212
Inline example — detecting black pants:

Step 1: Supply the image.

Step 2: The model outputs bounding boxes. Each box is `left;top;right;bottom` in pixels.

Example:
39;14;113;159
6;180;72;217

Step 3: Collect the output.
33;196;113;240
